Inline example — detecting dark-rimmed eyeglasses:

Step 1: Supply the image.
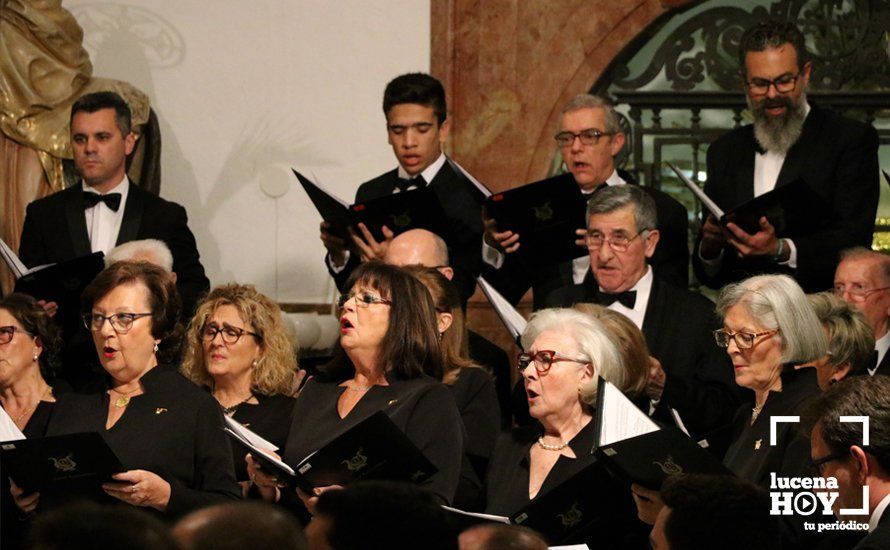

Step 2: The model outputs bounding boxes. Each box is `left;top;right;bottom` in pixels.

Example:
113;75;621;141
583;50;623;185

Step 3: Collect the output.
554;128;613;148
83;312;152;334
517;349;589;375
809;450;848;476
833;285;890;303
713;328;780;349
338;290;392;309
201;323;261;345
585;230;648;252
0;326;33;345
745;72;802;96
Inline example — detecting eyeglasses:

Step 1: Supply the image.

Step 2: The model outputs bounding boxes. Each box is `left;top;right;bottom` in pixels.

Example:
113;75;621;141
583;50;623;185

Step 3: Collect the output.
713;328;780;349
83;312;152;334
337;290;392;309
554;128;613;148
585;230;648;252
0;326;33;345
201;323;261;345
517;350;589;375
809;450;848;476
745;72;802;96
833;285;890;303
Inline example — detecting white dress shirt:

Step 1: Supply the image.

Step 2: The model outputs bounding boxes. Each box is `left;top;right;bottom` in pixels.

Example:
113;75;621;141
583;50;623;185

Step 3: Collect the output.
603;265;653;331
83;176;129;255
482;169;626;284
328;154;447;272
869;492;890;533
871;331;890;376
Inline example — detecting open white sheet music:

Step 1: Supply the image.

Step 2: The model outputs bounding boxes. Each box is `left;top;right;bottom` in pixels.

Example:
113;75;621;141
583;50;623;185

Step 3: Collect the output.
477;276;526;342
597;379;660;447
446;157;492;197
0;406;25;442
0;238;50;279
549;546;592;550
665;162;724;220
441;505;509;524
223;417;293;476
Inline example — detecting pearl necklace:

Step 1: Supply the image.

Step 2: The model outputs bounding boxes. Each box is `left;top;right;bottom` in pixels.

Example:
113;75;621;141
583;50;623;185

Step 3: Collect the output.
536;436;569;451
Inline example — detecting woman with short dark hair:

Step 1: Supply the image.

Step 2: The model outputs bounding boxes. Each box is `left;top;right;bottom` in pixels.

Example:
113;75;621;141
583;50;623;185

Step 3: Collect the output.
14;262;240;518
249;262;463;510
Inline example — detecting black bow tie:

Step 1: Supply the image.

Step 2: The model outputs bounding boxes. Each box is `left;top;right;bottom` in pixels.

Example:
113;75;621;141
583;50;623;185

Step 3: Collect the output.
83;192;122;212
395;174;427;193
593;288;637;309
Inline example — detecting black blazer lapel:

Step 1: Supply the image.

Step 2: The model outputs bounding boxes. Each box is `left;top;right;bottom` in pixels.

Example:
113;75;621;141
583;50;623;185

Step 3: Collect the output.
64;189;92;257
735;128;758;204
115;185;145;246
776;106;824;189
641;277;667;353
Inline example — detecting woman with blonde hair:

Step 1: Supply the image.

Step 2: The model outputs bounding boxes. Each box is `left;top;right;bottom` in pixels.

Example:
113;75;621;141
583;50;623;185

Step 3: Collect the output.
181;283;300;487
405;265;499;510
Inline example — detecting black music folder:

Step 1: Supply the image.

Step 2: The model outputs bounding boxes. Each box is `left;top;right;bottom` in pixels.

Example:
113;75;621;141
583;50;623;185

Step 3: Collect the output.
226;410;437;493
592;378;731;489
484;172;588;265
668;162;835;236
294;169;450;242
0;432;123;493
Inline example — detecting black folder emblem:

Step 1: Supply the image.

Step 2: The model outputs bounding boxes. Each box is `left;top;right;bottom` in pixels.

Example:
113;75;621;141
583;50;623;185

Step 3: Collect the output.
342;447;368;472
532;201;554;222
410;470;425;482
49;453;77;473
557;500;583;528
653;455;683;476
391;211;412;228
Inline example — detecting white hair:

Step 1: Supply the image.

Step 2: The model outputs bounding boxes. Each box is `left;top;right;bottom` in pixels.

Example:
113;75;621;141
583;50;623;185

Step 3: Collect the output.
521;308;624;408
105;239;173;273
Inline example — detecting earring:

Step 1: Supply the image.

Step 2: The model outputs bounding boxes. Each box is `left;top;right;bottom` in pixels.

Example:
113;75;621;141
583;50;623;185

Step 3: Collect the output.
252;358;258;367
33;353;38;362
153;343;159;352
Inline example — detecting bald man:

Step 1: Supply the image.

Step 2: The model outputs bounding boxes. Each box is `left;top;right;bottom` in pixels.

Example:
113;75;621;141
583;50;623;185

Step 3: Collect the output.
385;229;513;427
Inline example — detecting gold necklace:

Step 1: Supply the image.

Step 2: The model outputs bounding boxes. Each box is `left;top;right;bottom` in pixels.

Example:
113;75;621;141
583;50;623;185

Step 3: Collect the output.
109;386;141;408
10;386;52;426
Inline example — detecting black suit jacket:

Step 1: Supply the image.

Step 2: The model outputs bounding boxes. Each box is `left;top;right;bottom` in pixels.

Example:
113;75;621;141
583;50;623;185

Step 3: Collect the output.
19;183;210;317
855;508;890;549
483;172;689;310
694;105;879;292
327;160;484;303
544;275;744;438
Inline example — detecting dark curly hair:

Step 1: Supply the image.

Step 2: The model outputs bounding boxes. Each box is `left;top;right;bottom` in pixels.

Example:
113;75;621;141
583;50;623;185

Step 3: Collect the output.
0;293;62;379
738;20;808;75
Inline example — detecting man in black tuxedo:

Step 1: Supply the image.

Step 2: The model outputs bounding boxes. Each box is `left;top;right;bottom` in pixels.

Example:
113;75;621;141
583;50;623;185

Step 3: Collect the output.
483;94;688;309
834;248;890;376
695;20;879;293
18;92;208;386
544;185;741;439
320;73;484;303
806;376;890;550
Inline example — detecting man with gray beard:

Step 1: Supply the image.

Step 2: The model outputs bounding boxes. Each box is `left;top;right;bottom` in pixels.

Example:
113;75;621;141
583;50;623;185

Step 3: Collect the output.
694;20;879;293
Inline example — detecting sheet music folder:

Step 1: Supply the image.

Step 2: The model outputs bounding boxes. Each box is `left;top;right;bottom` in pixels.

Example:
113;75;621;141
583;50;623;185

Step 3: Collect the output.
293;169;451;242
0;432;123;493
485;172;588;265
226;410;437;493
666;162;835;236
592;378;731;489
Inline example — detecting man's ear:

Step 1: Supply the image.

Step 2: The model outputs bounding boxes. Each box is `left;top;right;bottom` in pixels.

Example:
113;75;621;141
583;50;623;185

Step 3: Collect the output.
643;229;660;259
124;131;137;156
850;445;870;485
609;131;625;158
438;118;451;144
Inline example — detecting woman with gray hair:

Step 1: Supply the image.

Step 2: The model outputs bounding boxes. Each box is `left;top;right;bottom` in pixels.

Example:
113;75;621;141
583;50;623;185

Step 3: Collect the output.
806;292;874;390
484;308;645;518
716;274;826;487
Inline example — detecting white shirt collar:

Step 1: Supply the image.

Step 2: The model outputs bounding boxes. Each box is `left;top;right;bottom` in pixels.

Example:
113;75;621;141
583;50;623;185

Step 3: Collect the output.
579;168;624;195
871;332;890;375
82;175;130;197
869;492;890;532
598;265;653;331
397;152;446;182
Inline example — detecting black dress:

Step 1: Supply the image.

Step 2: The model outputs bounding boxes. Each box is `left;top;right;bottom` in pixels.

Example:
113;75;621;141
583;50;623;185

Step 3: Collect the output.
448;366;500;511
1;401;55;550
45;366;240;517
282;374;463;506
227;393;296;481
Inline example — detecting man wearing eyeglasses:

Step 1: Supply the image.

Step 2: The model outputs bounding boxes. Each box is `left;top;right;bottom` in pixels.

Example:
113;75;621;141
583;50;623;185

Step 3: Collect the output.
544;185;740;440
695;20;879;293
482;94;688;309
805;376;890;549
834;247;890;376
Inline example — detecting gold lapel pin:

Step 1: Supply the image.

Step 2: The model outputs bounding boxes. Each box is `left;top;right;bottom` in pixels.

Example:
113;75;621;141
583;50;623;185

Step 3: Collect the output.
754;439;762;450
155;408;168;415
